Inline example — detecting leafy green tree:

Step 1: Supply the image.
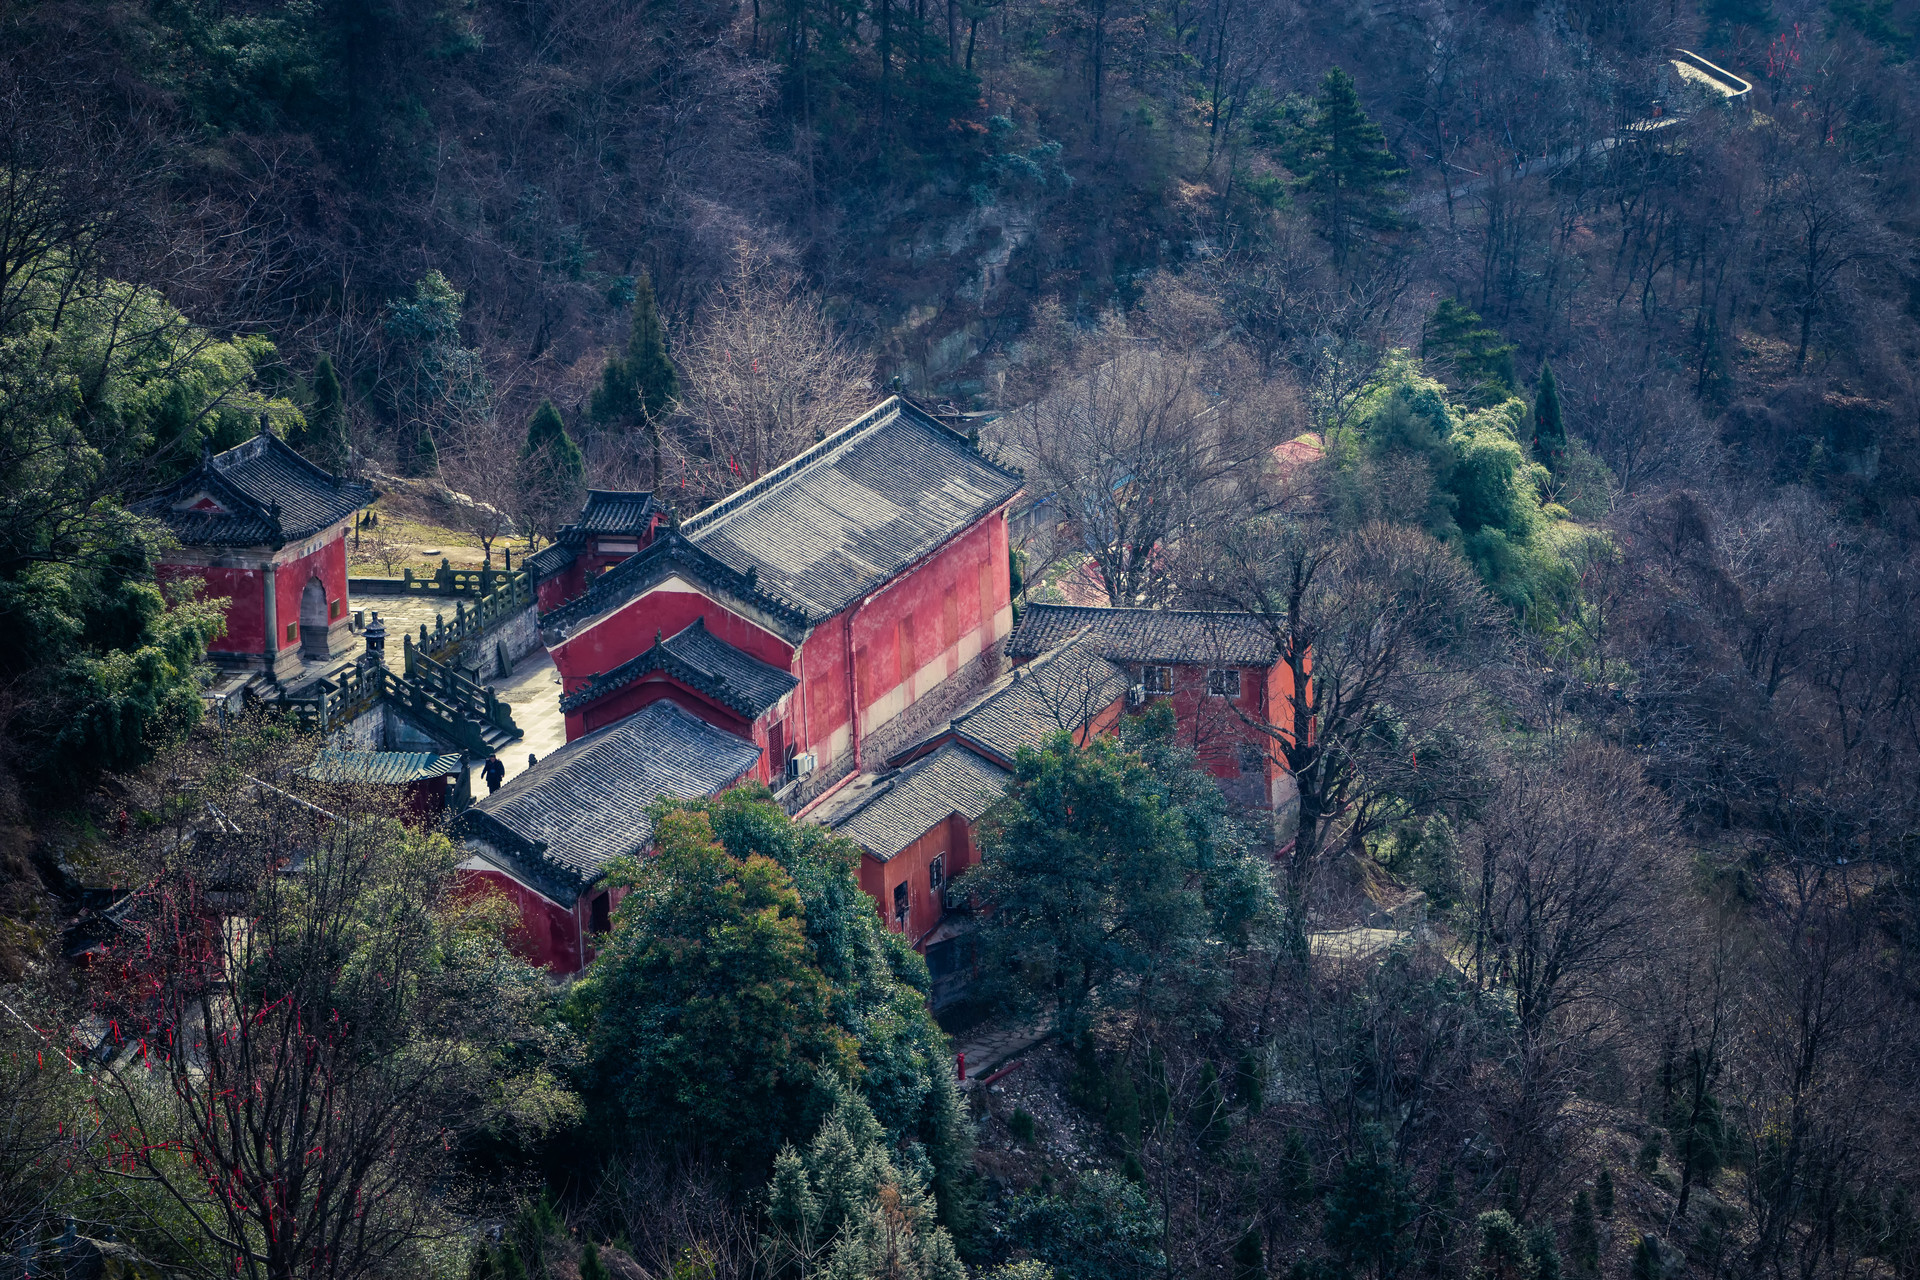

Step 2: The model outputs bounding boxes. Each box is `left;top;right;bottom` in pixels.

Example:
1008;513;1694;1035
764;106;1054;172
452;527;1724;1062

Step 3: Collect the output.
693;787;973;1209
1530;361;1566;473
1001;1171;1165;1280
521;399;586;532
1422;302;1516;406
961;707;1266;1036
1290;68;1408;268
1323;1136;1415;1279
763;1084;965;1280
567;806;857;1172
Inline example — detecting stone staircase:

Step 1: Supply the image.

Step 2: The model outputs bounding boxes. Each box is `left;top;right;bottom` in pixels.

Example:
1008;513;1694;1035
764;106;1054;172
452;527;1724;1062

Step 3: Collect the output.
278;635;522;759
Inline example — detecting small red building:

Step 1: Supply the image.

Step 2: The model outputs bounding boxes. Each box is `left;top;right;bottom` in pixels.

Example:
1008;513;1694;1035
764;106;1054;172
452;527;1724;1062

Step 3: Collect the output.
808;631;1129;995
139;429;373;681
459;699;761;972
526;490;662;613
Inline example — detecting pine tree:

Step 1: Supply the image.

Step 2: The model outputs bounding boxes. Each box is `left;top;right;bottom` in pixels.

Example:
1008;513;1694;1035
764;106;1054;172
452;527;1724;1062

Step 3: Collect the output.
1527;1222;1562;1280
1474;1211;1530;1280
304;353;348;472
521;399;585;532
1635;1132;1662;1177
579;1241;612;1280
497;1243;527;1280
627;271;678;423
1568;1191;1599;1275
1323;1134;1415;1280
1232;1229;1265;1280
1422;301;1516;405
1531;361;1566;472
1594;1169;1615;1220
1291;67;1408;268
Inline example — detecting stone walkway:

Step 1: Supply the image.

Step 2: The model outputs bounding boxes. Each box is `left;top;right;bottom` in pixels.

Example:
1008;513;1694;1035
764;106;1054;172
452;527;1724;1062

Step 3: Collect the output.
473;647;568;791
1309;927;1407;962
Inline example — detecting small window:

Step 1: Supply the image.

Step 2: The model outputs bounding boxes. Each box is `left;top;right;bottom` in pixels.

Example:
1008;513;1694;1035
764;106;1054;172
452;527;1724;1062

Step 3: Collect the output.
893;882;910;925
1142;665;1174;694
1236;743;1265;776
285;621;298;643
1207;668;1242;698
929;853;946;894
589;893;611;934
329;598;343;620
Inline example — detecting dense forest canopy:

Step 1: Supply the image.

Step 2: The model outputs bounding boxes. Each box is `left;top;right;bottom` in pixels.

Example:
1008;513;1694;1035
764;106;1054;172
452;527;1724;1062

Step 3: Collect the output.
2;0;1920;1274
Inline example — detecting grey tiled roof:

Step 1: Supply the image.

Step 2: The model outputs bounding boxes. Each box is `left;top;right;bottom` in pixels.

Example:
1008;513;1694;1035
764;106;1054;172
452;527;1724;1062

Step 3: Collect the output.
559;618;797;719
826;743;1010;861
302;749;463;785
1008;605;1277;666
677;397;1022;620
578;490;655;534
137;432;374;547
461;700;760;895
938;635;1131;765
524;540;577;581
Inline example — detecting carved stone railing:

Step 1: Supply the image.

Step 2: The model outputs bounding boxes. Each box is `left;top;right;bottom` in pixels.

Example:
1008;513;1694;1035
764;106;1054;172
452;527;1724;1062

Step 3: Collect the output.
350;561;532;600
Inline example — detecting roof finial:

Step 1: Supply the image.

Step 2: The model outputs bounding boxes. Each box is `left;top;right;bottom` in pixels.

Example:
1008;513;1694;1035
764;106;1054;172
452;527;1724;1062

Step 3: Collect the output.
258;412;272;437
653;629;663;648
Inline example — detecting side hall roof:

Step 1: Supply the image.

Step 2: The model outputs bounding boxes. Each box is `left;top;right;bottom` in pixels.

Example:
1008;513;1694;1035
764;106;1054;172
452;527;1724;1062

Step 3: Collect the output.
908;630;1130;768
559;617;798;720
137;430;374;548
578;490;656;535
544;397;1022;634
1007;604;1278;667
461;700;760;898
818;743;1011;861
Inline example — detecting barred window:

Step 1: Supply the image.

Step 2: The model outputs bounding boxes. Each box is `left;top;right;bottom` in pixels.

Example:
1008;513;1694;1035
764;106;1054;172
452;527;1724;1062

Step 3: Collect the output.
1207;668;1242;698
1143;665;1174;694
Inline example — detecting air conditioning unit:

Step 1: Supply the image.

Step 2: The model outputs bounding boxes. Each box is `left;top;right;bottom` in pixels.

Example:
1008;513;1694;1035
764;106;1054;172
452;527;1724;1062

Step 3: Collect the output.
1126;684;1146;708
787;752;817;781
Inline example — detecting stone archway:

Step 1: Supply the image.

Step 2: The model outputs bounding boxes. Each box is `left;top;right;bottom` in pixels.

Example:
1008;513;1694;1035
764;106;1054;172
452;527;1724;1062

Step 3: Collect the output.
299;576;330;659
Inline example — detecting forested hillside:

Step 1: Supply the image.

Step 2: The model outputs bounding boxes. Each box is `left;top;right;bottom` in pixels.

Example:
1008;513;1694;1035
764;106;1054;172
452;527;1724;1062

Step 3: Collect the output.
3;0;1920;1274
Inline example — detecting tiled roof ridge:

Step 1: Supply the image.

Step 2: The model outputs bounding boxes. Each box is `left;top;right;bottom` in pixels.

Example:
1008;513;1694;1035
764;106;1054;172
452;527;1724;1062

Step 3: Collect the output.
679;396;1020;537
1022;603;1270;624
558;617;795;717
214;430;352;495
542;529;812;634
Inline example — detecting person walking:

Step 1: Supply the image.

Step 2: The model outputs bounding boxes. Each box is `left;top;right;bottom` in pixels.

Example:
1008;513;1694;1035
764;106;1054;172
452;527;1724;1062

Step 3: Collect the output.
482;754;506;793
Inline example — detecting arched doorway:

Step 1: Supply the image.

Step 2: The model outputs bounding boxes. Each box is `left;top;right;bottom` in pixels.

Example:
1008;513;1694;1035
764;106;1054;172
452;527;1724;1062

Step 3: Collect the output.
299;576;330;659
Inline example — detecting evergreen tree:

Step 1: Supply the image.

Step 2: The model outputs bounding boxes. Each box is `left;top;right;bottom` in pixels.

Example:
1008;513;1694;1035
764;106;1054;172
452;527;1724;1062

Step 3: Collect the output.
1568;1191;1599;1275
589;272;678;485
1422;301;1516;405
1594;1169;1615;1220
1635;1132;1662;1177
520;398;585;530
1473;1211;1529;1280
1232;1229;1265;1280
627;271;678;423
1531;361;1566;473
1323;1133;1415;1280
1291;67;1408;268
302;353;349;472
1527;1223;1562;1280
579;1241;612;1280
